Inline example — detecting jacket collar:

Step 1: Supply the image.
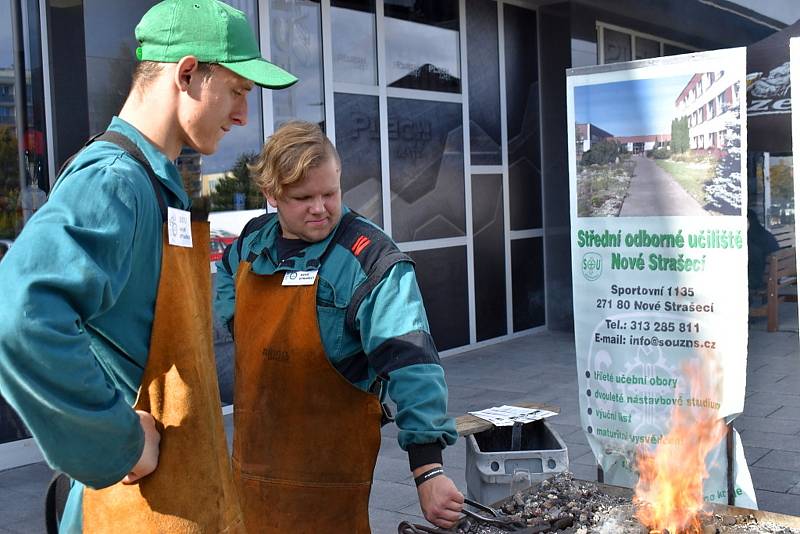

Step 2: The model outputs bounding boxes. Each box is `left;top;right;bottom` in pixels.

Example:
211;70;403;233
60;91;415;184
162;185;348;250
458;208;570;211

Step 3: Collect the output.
108;116;190;210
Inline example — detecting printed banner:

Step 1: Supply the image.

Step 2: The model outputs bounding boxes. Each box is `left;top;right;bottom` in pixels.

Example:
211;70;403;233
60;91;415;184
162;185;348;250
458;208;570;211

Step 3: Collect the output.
567;48;756;507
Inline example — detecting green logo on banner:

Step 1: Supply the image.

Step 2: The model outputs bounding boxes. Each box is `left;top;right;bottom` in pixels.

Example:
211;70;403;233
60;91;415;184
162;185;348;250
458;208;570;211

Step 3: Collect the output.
582;252;602;281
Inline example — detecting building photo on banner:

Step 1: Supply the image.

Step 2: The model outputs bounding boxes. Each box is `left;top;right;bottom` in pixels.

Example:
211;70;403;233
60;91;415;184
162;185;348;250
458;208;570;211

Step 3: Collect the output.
567;48;756;507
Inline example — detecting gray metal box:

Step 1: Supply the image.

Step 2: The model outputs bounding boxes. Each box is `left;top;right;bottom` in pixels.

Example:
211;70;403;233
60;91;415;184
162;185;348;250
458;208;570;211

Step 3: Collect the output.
465;420;569;505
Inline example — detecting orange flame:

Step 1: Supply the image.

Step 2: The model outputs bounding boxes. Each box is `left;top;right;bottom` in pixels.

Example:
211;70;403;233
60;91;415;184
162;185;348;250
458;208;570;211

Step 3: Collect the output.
633;357;728;534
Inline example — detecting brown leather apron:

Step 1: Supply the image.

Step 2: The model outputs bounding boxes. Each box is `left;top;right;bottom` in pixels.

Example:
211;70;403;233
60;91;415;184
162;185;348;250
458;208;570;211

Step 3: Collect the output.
83;223;244;533
232;262;382;533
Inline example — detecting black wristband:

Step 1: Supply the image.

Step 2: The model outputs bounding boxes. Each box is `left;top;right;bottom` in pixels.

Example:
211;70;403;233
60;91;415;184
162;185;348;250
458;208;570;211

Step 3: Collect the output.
414;466;444;487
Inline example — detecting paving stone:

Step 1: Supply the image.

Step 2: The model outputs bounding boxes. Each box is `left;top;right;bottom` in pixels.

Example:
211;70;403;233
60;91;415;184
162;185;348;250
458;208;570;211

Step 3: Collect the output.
733;414;800;434
0;463;53;491
4;521;45;534
571;451;600;467
741;446;771;465
741;401;783;417
567;443;592;462
369;508;425;534
745;372;789;389
373;456;415;484
766;405;800;421
748;465;800;493
752;490;800;517
547;423;586;445
368;479;420;513
753;449;800;472
763;378;800;395
739;430;800;452
758;361;800;375
746;392;800;409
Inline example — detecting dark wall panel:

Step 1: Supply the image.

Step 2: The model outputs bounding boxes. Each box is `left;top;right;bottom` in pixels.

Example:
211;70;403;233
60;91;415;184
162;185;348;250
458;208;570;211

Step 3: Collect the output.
472;174;506;341
466;0;501;166
540;3;574;331
388;98;465;242
334;93;383;226
48;2;89;170
511;237;545;332
504;4;541;231
409;247;469;351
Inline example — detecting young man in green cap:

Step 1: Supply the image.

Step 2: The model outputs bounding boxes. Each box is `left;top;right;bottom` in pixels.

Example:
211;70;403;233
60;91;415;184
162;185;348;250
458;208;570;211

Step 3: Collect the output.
0;1;295;532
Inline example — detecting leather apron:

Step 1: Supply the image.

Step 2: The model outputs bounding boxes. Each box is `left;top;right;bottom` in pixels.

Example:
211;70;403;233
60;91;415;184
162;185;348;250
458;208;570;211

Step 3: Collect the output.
232;262;383;533
83;223;244;533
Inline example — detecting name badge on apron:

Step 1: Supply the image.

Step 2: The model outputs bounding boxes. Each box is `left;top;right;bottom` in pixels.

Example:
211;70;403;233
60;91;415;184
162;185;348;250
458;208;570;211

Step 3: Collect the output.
167;207;193;248
282;270;318;286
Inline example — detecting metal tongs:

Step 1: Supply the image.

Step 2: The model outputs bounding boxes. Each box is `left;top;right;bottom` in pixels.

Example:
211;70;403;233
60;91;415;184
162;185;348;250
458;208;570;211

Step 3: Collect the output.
397;497;528;533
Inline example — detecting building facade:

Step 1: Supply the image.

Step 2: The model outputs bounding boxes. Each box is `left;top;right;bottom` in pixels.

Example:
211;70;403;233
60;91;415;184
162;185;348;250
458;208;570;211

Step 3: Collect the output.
0;0;796;465
676;70;740;150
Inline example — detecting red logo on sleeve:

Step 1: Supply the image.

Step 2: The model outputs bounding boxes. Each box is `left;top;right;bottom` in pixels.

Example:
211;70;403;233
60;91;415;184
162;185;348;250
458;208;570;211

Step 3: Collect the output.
351;235;371;256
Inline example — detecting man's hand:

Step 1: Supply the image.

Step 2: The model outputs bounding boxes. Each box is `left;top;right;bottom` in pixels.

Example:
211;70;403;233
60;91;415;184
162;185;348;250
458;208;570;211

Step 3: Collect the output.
122;410;161;484
414;464;464;529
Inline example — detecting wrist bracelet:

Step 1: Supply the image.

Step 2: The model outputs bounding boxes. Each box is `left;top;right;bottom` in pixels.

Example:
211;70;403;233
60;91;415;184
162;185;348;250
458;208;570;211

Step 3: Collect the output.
414;466;444;487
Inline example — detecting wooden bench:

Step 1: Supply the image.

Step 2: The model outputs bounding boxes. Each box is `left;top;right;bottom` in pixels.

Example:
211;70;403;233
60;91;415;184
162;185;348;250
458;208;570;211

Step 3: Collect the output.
749;225;796;332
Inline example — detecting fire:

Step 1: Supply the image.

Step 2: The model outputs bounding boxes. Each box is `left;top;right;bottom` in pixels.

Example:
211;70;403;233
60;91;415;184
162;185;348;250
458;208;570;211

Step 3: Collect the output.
633;357;728;534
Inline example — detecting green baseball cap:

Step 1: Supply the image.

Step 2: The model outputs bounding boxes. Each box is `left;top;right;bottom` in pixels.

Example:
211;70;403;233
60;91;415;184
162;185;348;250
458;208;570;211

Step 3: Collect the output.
135;0;298;89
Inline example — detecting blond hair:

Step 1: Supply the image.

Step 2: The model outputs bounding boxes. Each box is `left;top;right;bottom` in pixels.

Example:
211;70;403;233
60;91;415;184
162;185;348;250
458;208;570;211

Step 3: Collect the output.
250;121;339;199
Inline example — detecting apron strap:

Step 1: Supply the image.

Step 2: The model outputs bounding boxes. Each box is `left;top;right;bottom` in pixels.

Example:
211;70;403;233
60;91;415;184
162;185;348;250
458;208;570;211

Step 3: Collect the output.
44;472;71;534
94;131;168;223
54;130;168;223
315;210;358;267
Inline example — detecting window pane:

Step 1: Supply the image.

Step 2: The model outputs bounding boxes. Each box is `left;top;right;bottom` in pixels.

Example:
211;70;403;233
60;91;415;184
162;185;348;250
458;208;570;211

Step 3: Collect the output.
472;174;506;341
1;0;49;444
603;28;631;64
385;0;460;93
388;98;465;242
331;0;376;85
175;1;264;214
83;0;154;135
270;0;325;129
408;246;469;350
664;43;692;56
334;93;382;226
769;156;794;226
466;0;501;165
512;237;545;331
635;36;660;60
2;0;49;241
504;4;541;230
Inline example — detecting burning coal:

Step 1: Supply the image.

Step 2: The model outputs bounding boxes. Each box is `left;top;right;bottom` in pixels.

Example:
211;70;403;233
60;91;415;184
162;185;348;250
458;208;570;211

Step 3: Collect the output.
452;472;799;533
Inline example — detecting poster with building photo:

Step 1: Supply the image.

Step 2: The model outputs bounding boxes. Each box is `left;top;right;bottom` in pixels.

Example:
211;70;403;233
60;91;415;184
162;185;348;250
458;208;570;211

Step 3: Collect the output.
567;48;757;507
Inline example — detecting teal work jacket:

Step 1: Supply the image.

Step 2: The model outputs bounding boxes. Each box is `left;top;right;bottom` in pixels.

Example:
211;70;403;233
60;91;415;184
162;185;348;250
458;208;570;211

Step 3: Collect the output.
214;209;458;467
0;117;189;532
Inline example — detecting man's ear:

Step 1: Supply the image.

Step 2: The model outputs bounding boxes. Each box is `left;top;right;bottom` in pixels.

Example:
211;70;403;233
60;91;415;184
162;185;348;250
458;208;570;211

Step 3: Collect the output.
174;56;200;92
264;191;278;209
